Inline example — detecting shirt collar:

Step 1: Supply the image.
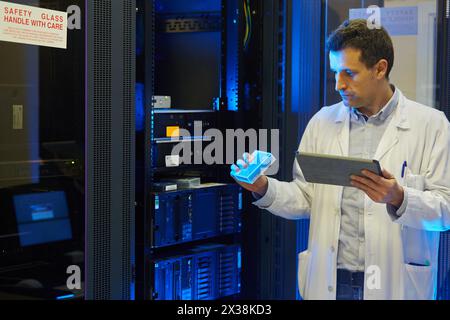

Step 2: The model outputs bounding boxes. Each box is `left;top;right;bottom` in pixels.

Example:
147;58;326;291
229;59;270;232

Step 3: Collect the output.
352;85;399;122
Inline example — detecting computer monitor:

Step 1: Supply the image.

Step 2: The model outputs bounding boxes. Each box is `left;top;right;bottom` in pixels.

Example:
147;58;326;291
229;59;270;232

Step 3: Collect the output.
0;186;78;265
13;191;72;247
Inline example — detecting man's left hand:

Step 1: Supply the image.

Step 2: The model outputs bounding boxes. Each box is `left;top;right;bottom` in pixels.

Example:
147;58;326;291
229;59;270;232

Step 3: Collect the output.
350;168;404;208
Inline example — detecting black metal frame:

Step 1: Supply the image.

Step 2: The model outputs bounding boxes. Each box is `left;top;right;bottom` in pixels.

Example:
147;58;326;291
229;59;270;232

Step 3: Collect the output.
255;0;324;300
437;0;449;114
258;0;298;300
134;0;154;300
436;0;450;301
291;0;324;300
86;0;136;300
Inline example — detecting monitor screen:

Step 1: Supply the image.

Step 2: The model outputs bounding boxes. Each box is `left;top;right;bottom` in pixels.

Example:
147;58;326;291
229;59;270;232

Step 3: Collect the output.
13;191;72;247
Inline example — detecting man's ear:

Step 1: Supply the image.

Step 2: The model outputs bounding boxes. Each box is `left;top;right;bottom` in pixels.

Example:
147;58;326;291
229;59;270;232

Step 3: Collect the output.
375;59;389;80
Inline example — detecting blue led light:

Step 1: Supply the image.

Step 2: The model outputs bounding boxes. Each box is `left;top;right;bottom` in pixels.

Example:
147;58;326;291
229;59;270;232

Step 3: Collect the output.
128;275;136;300
56;294;75;300
155;196;159;210
238;192;243;210
136;83;145;132
182;288;192;300
225;1;239;111
237;249;241;270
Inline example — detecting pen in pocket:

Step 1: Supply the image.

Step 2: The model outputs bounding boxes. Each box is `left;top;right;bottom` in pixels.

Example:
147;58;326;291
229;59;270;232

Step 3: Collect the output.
401;161;407;178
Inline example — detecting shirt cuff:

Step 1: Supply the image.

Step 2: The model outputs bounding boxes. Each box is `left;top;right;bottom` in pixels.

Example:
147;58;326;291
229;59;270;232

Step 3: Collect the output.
252;178;276;209
387;187;408;218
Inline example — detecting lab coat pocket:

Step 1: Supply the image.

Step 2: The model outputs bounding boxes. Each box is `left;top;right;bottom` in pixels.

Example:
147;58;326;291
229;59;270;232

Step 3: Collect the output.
403;263;434;300
297;250;311;299
404;173;425;191
401;226;432;267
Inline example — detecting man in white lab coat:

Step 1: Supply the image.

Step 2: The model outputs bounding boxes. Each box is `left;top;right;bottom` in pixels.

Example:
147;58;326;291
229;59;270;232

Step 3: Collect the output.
232;19;450;300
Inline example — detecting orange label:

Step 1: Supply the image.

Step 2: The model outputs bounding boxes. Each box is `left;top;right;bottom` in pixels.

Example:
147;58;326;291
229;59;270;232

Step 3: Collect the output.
166;126;180;138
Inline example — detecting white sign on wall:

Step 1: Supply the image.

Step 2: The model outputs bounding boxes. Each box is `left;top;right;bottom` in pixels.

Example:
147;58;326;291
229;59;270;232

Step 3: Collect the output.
0;1;67;49
349;6;418;36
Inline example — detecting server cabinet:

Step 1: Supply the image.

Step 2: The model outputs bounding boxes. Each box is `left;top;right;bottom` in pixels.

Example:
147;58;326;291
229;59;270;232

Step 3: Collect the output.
135;0;246;300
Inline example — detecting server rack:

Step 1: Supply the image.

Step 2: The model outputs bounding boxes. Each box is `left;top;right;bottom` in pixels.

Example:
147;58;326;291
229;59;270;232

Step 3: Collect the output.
135;0;248;300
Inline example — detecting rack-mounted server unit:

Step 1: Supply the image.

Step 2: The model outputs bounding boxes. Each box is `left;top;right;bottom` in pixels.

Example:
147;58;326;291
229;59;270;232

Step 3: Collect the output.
150;243;241;300
150;184;242;248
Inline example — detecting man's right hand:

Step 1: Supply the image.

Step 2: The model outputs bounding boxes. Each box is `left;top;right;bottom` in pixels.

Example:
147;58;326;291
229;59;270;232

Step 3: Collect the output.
231;153;269;197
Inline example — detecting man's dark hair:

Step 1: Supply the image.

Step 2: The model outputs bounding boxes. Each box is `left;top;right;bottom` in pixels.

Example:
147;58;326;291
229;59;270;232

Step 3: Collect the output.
326;19;394;79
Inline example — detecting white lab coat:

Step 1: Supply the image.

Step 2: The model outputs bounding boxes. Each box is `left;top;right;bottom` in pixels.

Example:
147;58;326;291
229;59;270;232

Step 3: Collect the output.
255;90;450;300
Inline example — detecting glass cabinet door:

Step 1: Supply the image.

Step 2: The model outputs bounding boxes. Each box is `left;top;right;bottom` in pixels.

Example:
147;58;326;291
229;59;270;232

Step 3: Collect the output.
0;0;85;300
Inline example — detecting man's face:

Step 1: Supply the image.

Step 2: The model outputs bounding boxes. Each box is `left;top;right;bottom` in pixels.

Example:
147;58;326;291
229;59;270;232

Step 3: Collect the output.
329;47;381;109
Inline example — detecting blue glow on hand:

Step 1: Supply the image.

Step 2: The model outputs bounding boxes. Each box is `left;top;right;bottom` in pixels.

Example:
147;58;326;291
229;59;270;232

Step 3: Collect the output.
231;151;275;184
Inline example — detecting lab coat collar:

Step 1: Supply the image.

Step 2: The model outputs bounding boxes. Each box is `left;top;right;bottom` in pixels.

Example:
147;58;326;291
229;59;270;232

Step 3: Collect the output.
334;88;410;158
391;90;410;130
374;90;411;161
334;103;349;123
334;88;410;129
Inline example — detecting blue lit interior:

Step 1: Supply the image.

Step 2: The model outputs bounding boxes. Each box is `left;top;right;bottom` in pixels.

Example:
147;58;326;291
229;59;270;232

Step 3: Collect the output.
155;0;221;13
154;0;222;110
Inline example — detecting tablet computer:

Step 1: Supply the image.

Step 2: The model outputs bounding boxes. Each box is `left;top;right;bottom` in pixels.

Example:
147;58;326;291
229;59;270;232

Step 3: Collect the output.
295;152;382;187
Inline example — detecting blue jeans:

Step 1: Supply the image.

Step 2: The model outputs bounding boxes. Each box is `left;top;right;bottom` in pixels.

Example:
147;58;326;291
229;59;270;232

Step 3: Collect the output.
336;269;364;300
